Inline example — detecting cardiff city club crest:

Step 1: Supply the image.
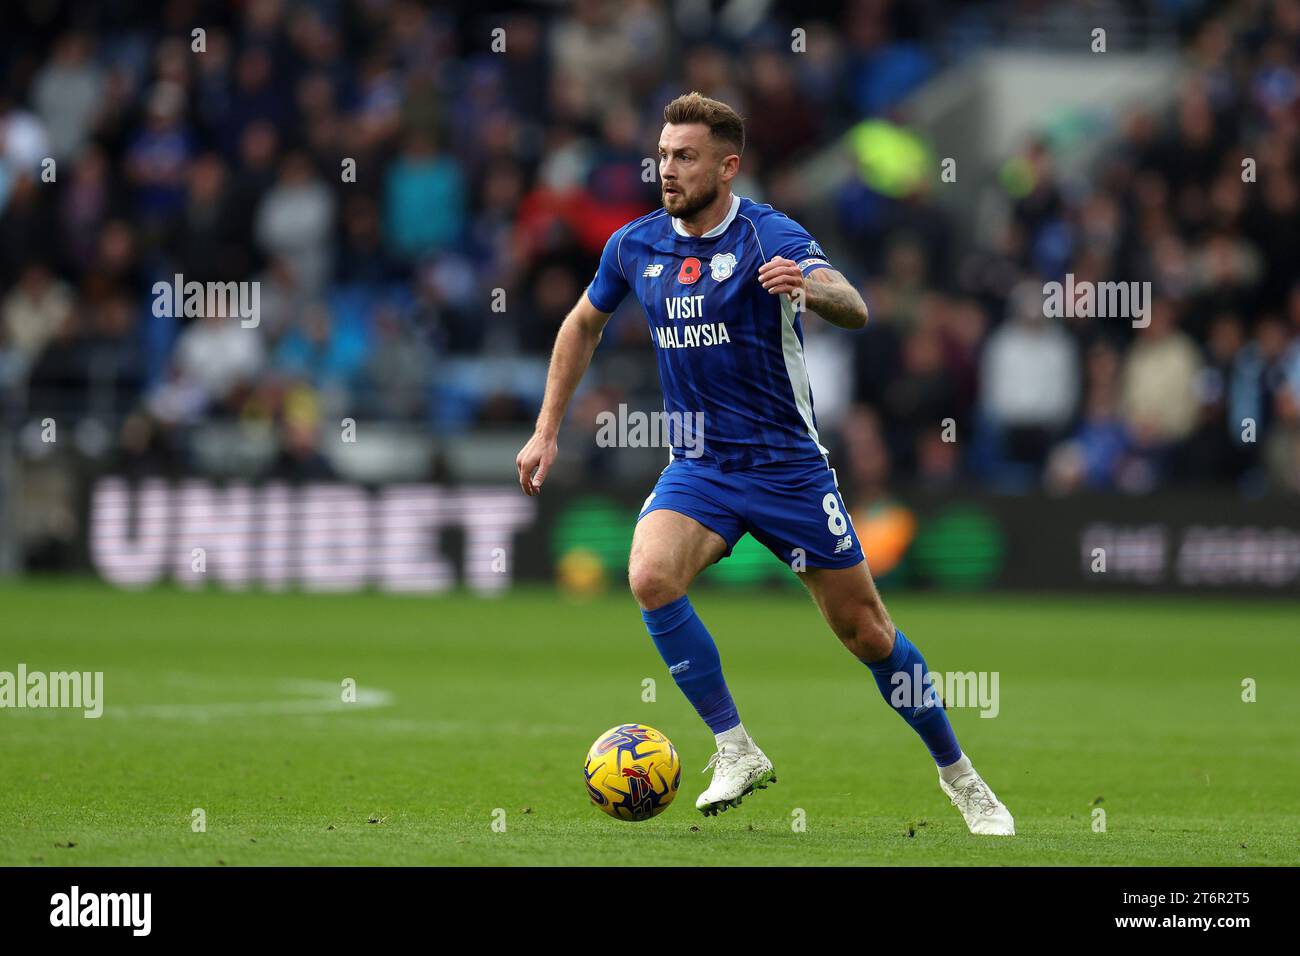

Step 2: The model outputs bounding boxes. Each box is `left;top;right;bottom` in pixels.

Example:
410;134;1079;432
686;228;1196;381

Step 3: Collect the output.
709;252;737;282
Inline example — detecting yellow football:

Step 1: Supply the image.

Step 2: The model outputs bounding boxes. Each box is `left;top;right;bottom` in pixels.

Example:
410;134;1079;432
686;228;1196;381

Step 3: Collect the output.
583;723;681;821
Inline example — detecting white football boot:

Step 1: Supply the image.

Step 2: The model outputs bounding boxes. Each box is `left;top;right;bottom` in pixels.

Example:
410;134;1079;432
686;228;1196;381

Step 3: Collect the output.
940;765;1015;835
695;738;776;816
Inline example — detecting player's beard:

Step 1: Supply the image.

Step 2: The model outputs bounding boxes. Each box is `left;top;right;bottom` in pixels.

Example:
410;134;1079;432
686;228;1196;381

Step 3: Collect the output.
663;178;718;221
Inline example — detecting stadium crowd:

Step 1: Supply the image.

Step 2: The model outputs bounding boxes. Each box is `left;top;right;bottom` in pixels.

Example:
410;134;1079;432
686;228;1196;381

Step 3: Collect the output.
1;0;1299;494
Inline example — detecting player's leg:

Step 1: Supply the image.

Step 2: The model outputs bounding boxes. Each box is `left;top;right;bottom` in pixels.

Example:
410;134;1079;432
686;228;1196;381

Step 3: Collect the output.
630;492;775;816
800;560;960;765
799;560;1014;835
744;458;1013;834
629;507;727;610
630;506;740;741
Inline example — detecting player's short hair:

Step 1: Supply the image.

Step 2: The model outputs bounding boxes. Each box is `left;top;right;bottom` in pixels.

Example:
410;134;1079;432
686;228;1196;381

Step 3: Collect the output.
663;92;745;156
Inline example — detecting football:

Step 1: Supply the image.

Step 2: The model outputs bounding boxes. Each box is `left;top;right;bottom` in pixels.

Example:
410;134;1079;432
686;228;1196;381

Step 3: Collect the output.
583;723;681;821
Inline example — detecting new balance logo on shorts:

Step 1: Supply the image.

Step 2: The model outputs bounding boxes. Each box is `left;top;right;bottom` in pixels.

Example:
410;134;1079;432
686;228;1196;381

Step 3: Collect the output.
834;535;854;554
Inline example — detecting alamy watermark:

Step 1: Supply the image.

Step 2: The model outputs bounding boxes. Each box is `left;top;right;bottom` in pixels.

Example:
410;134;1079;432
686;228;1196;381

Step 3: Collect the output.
152;273;260;328
50;886;150;935
1043;274;1151;328
1;664;103;718
596;403;705;458
890;665;1000;718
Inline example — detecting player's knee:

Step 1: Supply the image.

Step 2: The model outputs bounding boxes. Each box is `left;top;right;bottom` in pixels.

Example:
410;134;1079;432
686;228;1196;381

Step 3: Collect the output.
849;601;895;662
627;558;685;611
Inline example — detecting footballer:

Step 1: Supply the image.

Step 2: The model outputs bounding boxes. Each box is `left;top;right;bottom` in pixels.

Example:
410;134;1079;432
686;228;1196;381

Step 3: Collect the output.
515;92;1014;835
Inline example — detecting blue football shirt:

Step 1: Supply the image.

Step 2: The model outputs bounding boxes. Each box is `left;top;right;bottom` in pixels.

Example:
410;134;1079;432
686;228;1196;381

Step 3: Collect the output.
585;194;835;471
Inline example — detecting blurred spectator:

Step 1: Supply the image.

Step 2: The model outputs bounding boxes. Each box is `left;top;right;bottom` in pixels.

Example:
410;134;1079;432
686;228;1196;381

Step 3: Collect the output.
32;32;103;162
361;306;432;419
124;81;192;225
266;390;336;482
384;131;464;262
274;301;365;397
745;49;821;170
0;95;51;177
979;282;1079;472
1228;316;1294;458
881;317;958;475
170;152;253;283
222;45;290;153
25;311;87;418
2;263;74;373
169;311;265;416
1180;312;1248;482
1120;300;1202;446
255;151;335;294
550;0;637;120
0;175;58;278
1046;343;1134;493
336;194;400;287
58;146;112;272
81;293;145;418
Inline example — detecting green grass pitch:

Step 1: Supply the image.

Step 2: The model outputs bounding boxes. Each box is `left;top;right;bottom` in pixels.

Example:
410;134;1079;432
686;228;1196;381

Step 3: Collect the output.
1;580;1296;866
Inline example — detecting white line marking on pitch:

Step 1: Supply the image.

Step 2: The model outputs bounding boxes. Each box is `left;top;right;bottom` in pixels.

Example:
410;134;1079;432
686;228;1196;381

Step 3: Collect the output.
113;679;393;721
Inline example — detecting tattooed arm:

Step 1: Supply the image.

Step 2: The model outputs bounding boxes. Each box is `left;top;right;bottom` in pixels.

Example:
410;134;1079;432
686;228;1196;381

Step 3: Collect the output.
802;267;870;330
756;257;869;330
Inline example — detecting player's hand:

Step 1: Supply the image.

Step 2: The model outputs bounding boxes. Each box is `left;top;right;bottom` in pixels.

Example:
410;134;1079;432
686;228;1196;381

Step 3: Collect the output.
758;257;804;297
515;431;557;496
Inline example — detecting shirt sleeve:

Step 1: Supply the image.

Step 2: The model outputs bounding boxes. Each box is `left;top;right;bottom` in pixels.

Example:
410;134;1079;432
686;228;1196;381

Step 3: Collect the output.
757;212;834;277
584;226;631;314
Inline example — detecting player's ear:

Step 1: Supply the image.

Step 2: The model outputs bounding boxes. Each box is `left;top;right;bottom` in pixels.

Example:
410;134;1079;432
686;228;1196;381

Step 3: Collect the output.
719;152;740;183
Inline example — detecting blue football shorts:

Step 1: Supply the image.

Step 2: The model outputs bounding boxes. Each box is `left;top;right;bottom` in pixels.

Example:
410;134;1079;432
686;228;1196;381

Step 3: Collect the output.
637;455;866;570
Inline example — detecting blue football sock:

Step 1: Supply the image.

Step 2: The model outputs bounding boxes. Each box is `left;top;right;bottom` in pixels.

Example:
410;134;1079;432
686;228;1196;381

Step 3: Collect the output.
642;595;740;734
864;628;962;767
